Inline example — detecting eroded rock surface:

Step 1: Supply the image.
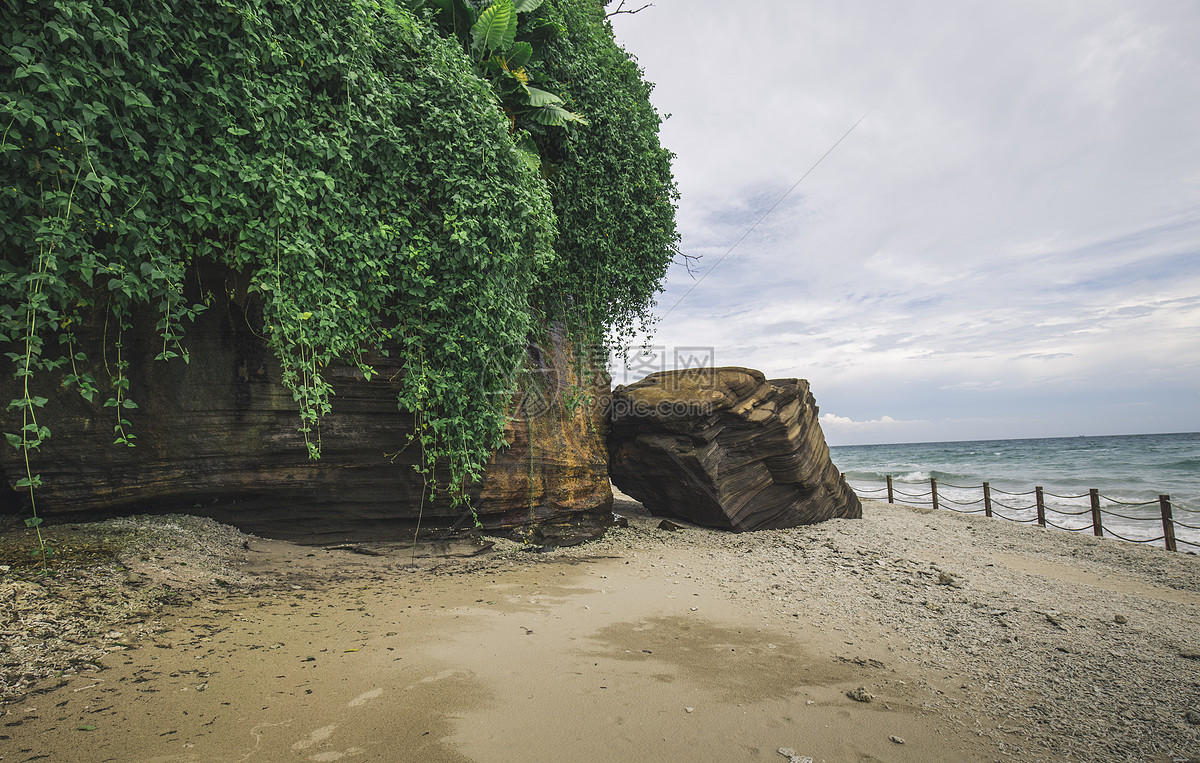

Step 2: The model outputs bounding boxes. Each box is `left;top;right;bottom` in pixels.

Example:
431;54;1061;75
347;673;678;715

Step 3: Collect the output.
477;327;613;542
607;367;860;531
0;265;610;543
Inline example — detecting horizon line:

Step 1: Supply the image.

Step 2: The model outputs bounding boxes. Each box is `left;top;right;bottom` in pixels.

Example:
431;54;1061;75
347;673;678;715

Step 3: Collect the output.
828;430;1200;448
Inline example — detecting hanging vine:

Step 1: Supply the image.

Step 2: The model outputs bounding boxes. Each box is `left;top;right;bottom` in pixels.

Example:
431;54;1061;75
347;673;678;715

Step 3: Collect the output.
1;0;554;521
1;0;677;537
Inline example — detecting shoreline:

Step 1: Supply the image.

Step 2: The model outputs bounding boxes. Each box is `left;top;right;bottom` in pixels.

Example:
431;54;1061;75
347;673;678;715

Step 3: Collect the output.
832;431;1200;553
2;496;1199;761
843;478;1200;552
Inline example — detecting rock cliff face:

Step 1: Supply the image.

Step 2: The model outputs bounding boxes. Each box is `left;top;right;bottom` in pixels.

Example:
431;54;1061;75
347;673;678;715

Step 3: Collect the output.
607;367;860;531
0;265;611;543
477;328;613;542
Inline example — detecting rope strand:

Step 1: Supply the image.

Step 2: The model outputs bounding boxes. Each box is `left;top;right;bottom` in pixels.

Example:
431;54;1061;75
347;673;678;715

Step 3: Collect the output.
848;478;1195;552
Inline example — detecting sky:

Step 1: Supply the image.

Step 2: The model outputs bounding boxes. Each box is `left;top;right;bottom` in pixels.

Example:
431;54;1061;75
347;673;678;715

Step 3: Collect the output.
606;0;1200;446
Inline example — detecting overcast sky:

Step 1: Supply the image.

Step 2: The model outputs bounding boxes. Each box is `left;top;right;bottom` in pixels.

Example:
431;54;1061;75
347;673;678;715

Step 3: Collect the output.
607;0;1200;446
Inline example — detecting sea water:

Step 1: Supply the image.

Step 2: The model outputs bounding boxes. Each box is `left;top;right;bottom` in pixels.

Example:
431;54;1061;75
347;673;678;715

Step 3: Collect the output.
829;432;1200;551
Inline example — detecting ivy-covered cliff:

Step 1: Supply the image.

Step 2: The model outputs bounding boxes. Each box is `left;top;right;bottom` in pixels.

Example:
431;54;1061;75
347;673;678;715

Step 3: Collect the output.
0;0;677;542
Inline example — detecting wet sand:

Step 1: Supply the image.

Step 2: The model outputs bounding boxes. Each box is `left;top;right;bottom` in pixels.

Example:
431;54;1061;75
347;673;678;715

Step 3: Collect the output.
2;495;1198;762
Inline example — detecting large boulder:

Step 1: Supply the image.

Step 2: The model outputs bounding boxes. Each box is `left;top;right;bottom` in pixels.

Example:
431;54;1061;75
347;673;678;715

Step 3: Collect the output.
0;265;611;543
608;367;860;531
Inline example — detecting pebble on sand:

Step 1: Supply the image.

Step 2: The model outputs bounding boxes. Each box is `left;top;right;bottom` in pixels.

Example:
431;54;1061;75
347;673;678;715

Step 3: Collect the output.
847;686;875;702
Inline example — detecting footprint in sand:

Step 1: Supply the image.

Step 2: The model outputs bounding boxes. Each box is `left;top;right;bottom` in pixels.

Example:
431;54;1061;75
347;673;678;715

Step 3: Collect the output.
347;688;383;707
292;724;337;751
417;669;459;684
309;748;365;762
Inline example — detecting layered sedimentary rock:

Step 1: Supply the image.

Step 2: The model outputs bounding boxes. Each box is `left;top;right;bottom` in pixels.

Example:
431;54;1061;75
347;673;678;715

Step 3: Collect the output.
476;328;613;542
608;367;861;531
0;265;611;543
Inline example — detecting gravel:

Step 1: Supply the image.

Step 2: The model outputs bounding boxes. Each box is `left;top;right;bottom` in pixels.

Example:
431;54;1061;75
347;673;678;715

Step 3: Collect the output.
0;514;261;703
579;497;1200;762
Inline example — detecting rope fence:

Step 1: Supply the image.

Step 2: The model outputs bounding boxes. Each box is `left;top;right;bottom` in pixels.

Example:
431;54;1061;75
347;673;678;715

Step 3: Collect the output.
843;474;1199;553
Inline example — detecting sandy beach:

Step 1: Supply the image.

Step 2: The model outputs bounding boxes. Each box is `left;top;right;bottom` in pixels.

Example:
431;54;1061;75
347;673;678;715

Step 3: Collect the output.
2;492;1199;762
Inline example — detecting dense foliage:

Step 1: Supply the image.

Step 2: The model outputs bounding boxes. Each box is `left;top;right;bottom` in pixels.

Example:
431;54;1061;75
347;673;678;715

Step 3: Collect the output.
527;0;679;346
413;0;680;344
0;0;676;532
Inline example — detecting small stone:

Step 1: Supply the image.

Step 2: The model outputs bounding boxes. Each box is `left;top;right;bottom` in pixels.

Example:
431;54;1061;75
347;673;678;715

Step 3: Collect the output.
847;686;874;702
1179;649;1200;660
889;735;905;744
1185;710;1200;725
684;706;694;713
657;519;683;531
1113;614;1127;624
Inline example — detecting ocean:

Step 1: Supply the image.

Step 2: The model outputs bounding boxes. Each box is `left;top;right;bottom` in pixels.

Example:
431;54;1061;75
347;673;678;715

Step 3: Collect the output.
829;432;1200;551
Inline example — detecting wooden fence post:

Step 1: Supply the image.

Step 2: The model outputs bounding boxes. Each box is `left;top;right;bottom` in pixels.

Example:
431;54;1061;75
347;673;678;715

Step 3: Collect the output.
931;478;939;511
886;475;894;503
1089;489;1103;537
983;482;992;517
1035;487;1045;526
1161;495;1177;552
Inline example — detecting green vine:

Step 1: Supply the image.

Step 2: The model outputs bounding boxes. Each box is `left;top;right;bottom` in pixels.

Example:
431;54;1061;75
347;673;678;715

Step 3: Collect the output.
2;0;553;514
2;0;676;535
528;0;680;349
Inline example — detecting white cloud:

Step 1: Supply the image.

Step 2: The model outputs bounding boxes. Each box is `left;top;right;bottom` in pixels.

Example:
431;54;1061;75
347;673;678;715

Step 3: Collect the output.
611;1;1200;443
820;414;927;432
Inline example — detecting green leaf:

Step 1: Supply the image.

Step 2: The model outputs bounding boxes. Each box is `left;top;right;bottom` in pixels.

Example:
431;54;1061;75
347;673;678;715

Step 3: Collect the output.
123;90;152;109
15;62;51;81
514;0;544;12
515;145;541;174
470;0;516;58
24;516;42;528
527;19;564;39
4;432;21;448
527;103;588;126
522;87;561;107
506;41;533;71
76;725;96;732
